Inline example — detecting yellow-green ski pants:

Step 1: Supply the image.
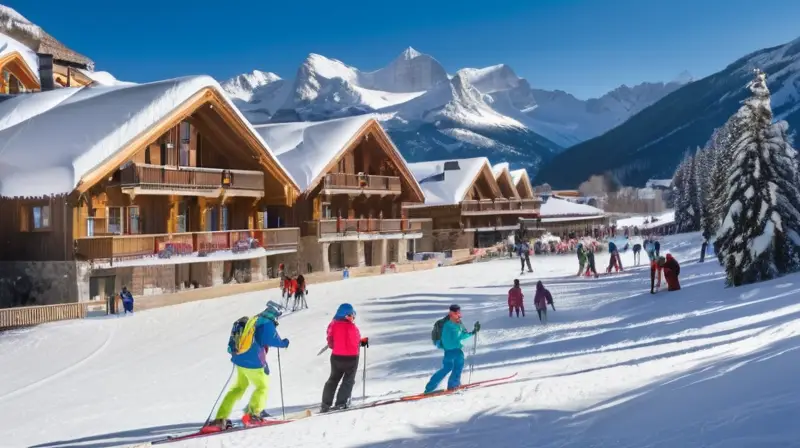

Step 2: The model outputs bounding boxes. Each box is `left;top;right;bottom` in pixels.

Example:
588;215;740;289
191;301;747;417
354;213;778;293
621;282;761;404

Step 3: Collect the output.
215;366;270;419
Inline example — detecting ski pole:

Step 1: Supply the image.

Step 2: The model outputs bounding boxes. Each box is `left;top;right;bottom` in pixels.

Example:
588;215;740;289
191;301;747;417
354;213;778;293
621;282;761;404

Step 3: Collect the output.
277;348;286;420
204;364;234;425
362;345;367;402
468;332;478;385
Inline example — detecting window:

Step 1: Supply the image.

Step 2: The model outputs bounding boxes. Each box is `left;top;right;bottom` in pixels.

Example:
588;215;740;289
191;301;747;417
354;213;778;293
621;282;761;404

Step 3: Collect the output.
177;201;189;233
221;206;229;231
32;205;51;229
322;202;332;219
107;207;123;235
128;207;141;234
180;122;191;142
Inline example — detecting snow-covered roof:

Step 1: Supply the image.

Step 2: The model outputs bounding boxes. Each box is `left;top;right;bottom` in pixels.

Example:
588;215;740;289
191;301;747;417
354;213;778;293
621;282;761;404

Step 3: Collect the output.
492;162;510;179
645;179;672;189
540;197;605;217
75;68;135;87
0;75;298;198
0;31;40;82
253;115;423;200
616;210;675;229
510;168;528;186
254;115;372;192
408;157;492;206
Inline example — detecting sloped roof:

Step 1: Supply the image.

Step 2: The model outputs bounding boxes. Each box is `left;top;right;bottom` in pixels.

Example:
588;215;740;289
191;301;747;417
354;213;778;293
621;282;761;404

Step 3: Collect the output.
540;197;604;217
407;157;493;206
0;75;298;198
492;162;510;178
253;115;424;200
510;168;528;186
0;31;40;81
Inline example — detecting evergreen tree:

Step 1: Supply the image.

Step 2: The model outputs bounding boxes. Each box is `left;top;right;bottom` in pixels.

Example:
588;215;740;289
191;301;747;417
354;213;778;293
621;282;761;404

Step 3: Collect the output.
671;153;689;231
696;147;716;239
715;69;800;286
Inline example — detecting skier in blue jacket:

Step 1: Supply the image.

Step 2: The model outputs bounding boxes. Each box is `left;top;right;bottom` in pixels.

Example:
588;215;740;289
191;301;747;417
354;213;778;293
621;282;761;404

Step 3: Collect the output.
425;304;480;394
206;302;289;432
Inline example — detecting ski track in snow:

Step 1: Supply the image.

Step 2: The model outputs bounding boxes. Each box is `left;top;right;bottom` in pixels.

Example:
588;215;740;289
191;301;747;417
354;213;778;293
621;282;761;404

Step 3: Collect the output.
4;232;800;448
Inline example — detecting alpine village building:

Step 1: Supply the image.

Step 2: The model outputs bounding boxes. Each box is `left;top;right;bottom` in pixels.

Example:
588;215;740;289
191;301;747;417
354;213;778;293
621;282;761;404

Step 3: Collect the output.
404;158;541;252
253;115;429;273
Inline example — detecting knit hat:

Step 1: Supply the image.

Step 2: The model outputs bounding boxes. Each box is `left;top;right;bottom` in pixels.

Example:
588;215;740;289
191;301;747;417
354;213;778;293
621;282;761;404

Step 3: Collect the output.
449;304;461;312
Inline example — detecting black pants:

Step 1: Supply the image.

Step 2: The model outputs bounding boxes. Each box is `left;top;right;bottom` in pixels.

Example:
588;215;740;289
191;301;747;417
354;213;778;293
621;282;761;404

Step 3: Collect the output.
520;255;532;272
322;355;359;408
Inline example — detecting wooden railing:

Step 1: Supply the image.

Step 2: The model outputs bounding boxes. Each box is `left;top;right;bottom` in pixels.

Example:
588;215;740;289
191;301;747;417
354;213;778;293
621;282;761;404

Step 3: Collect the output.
0;303;88;329
323;173;402;194
308;218;429;237
120;163;264;191
75;228;300;262
461;199;539;213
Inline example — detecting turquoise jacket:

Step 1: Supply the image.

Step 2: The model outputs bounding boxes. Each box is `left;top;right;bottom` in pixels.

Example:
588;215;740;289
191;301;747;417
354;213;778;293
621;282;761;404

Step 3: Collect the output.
438;319;473;351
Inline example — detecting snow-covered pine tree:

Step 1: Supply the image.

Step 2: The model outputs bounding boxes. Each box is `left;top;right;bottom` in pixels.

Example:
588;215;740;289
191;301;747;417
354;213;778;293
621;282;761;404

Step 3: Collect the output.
709;118;744;262
715;69;800;286
674;151;700;233
696;147;716;239
671;153;688;232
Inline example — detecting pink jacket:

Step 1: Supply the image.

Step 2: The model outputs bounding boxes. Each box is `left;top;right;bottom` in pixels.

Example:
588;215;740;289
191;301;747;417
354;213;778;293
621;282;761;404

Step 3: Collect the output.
326;319;361;357
508;287;524;307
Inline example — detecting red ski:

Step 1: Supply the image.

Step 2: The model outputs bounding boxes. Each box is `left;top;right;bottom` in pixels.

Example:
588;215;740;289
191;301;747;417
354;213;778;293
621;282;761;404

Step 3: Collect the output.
151;417;299;445
152;373;518;445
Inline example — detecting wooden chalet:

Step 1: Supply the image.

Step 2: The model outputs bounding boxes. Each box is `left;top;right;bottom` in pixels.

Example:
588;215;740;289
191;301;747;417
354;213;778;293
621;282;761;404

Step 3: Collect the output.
0;76;300;308
0;32;40;93
254;116;428;272
510;168;535;199
521;197;609;239
404;158;541;251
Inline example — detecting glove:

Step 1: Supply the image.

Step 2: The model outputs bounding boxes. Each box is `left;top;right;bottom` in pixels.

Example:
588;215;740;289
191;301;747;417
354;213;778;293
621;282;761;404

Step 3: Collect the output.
282;338;290;348
472;321;481;334
360;337;369;348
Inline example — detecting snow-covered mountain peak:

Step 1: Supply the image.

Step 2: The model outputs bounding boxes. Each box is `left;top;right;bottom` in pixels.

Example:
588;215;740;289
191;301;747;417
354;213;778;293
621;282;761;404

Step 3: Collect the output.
221;70;281;102
459;64;522;94
399;46;422;60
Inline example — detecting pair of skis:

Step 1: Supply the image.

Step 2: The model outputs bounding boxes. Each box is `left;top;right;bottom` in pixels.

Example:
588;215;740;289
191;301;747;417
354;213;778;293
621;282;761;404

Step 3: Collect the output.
152;372;518;445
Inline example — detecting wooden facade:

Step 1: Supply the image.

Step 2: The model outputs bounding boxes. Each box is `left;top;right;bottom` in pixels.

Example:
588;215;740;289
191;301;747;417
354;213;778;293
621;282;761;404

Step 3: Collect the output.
286;120;427;240
0;50;40;93
406;161;541;250
0;88;300;265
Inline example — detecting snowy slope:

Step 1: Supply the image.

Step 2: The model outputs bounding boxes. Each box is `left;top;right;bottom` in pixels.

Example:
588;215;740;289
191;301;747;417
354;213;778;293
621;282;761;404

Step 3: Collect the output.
4;233;800;447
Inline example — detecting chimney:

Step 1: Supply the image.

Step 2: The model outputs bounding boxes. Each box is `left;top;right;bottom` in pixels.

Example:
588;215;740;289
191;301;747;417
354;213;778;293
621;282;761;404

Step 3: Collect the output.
36;53;55;91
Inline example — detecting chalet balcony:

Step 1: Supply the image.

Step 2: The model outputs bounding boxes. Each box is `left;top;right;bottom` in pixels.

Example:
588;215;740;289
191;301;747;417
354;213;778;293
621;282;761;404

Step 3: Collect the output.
461;199;540;215
322;173;402;195
306;218;430;240
74;228;299;263
119;163;265;198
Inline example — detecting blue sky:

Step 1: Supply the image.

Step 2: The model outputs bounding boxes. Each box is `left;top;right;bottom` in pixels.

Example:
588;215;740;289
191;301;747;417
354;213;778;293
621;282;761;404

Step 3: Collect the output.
6;0;800;99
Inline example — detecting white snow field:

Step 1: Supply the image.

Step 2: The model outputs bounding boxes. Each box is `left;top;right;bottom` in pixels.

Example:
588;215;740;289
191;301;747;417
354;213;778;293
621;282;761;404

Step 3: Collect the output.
4;233;800;447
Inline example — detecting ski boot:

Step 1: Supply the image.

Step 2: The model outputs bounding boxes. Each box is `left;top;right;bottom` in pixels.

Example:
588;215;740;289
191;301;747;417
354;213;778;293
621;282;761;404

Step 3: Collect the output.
241;410;272;427
200;419;232;434
320;404;331;414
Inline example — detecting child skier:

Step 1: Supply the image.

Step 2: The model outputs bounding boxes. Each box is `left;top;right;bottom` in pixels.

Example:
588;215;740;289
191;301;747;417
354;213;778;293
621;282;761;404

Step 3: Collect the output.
508;279;525;317
425;304;480;394
534;281;553;324
204;302;290;432
577;243;587;276
585;246;599;278
120;286;134;315
321;303;369;413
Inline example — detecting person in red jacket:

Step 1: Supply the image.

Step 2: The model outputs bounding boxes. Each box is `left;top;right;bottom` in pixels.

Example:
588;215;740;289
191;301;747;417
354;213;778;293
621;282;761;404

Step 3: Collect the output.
321;303;368;412
663;253;681;291
508;279;525;317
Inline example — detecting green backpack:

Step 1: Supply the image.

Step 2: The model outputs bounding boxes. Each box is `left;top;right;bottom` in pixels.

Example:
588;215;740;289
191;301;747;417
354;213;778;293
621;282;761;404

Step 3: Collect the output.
431;315;449;347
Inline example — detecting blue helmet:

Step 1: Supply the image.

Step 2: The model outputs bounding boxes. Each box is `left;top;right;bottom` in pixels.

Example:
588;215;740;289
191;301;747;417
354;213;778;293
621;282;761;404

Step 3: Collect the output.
334;303;356;320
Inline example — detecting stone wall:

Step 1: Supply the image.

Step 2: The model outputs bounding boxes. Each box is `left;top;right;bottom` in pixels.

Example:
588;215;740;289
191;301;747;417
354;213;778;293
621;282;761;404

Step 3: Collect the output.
0;261;79;308
431;230;474;251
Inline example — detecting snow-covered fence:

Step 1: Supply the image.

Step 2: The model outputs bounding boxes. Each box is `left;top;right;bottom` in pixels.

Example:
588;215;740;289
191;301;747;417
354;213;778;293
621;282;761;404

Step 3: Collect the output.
0;302;88;329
